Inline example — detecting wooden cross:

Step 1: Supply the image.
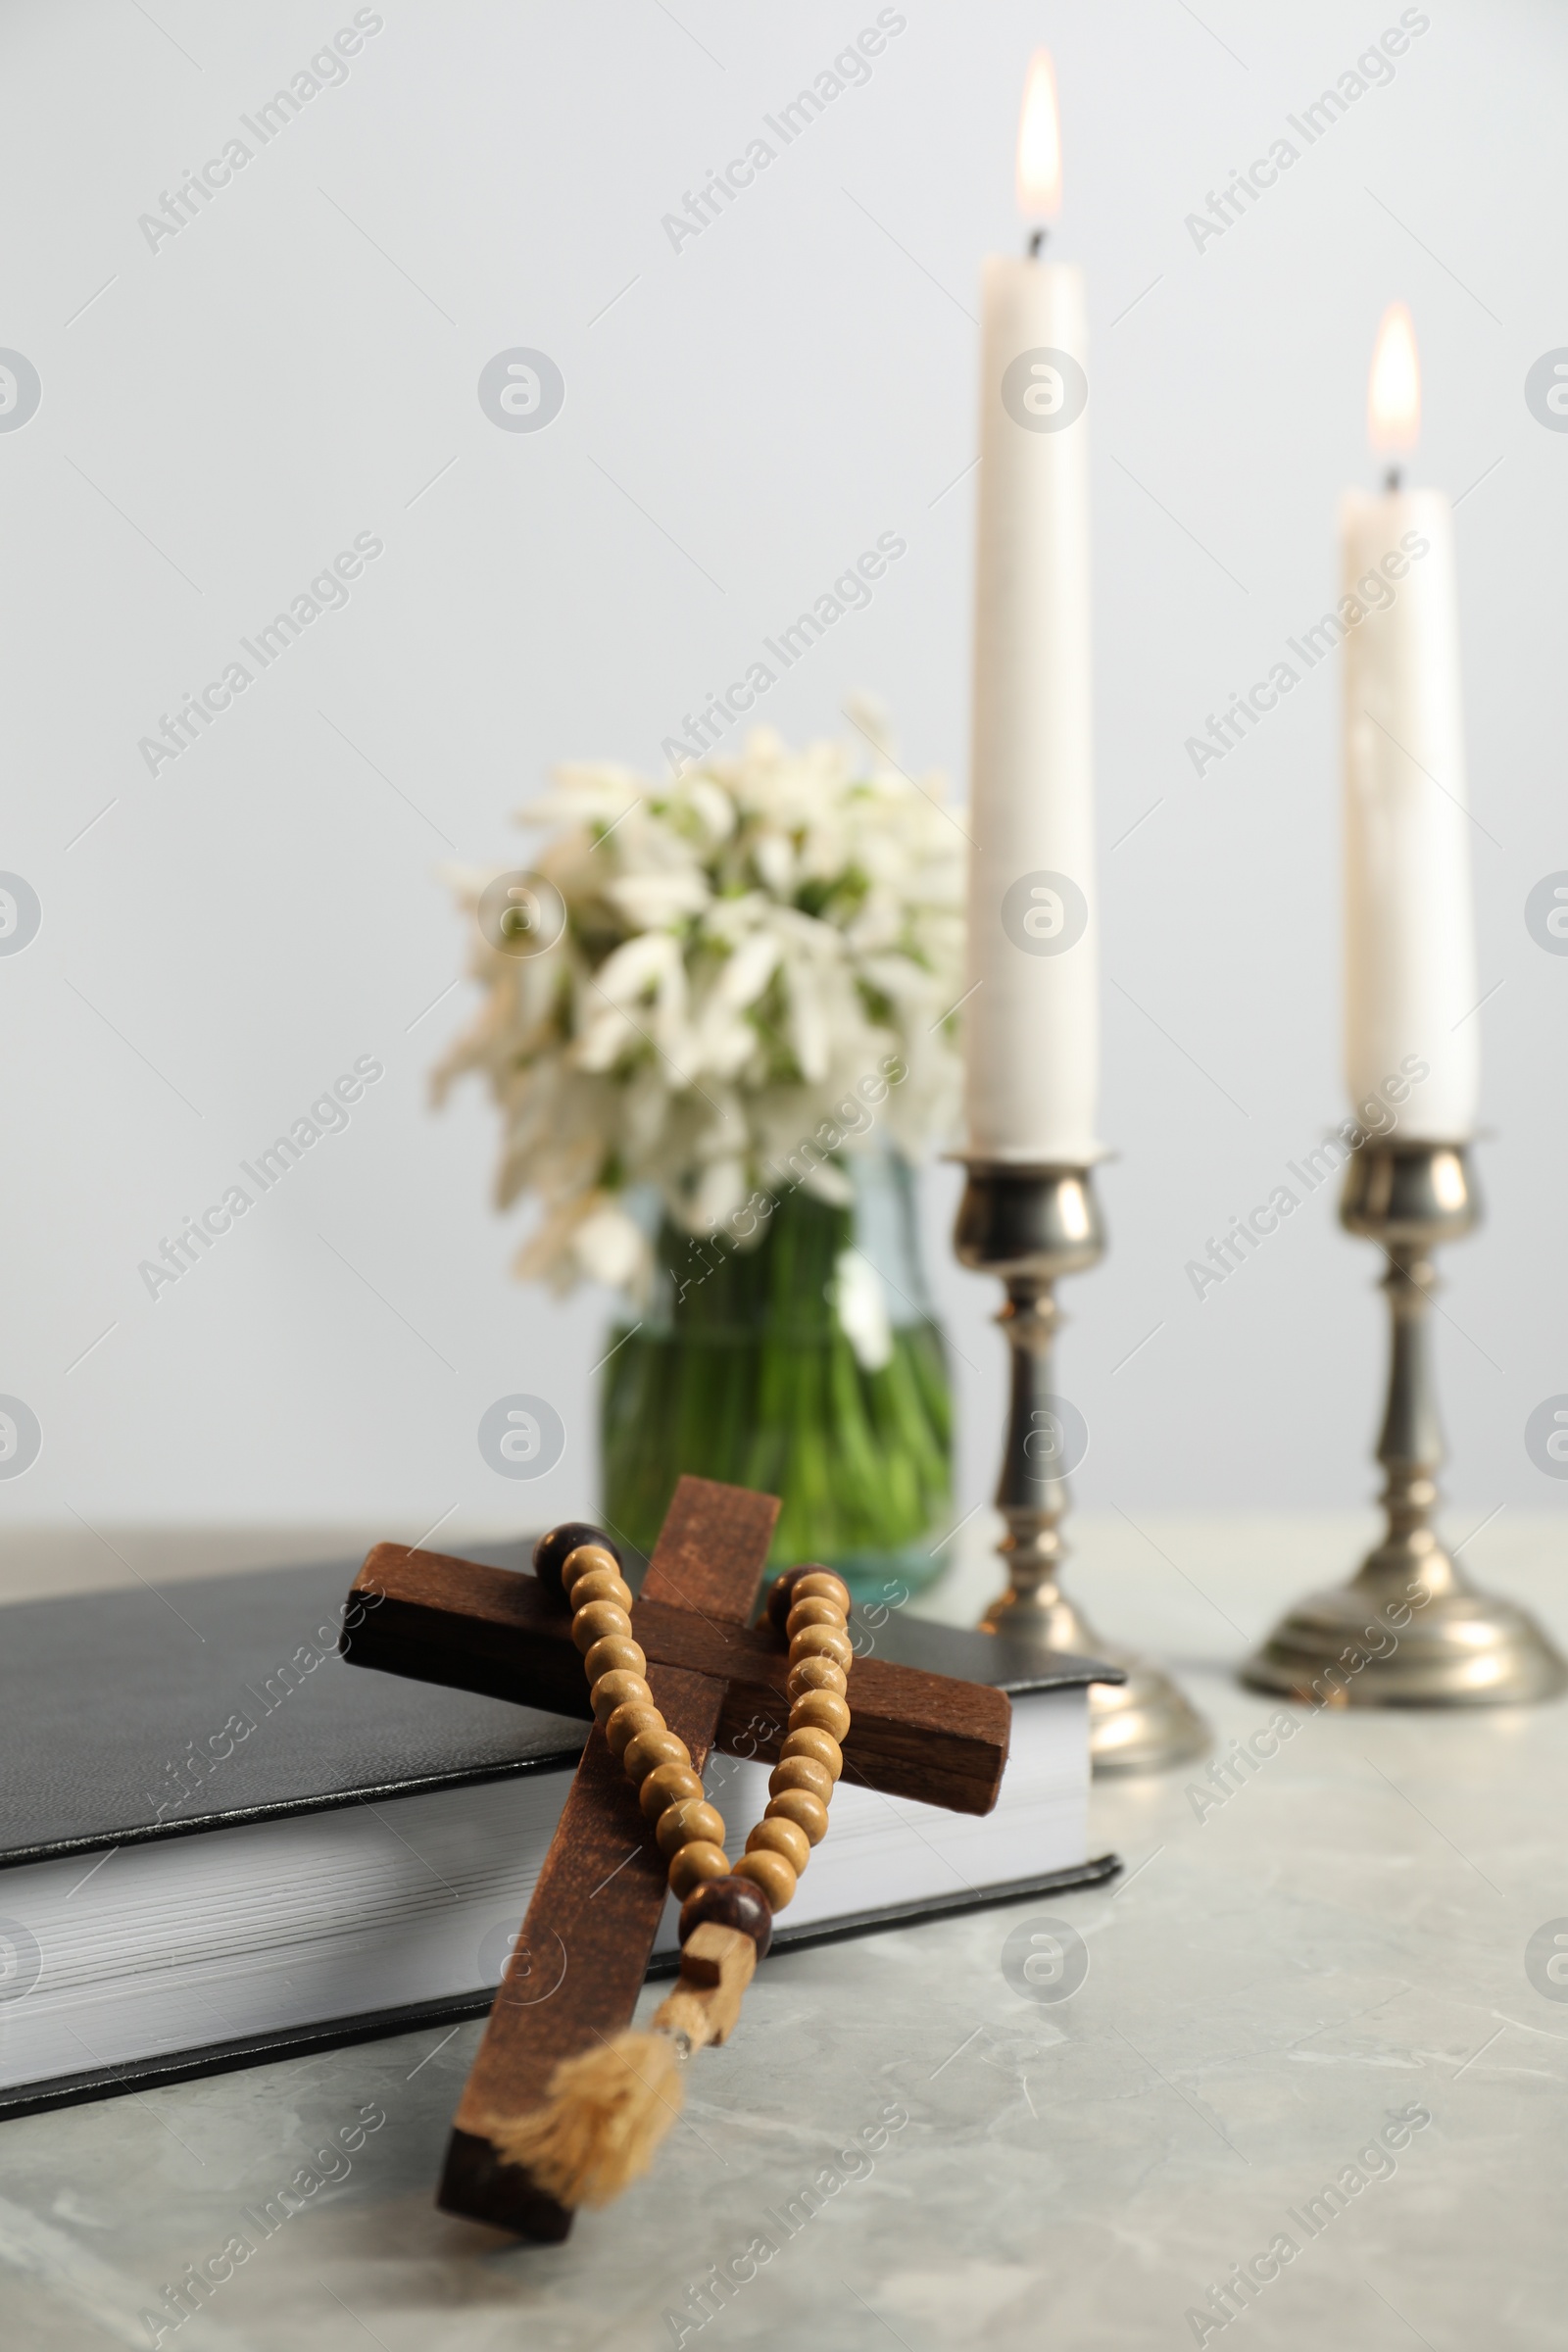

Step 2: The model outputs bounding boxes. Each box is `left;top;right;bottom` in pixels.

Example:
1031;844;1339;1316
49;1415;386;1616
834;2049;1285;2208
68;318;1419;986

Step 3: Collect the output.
340;1475;1011;2241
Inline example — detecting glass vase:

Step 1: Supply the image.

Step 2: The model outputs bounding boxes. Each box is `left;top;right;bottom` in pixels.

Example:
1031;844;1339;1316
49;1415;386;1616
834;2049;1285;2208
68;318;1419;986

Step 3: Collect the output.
600;1152;953;1601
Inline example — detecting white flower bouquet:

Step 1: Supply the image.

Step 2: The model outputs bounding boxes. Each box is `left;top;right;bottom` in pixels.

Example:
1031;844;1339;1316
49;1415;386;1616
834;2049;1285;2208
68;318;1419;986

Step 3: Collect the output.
436;713;965;1581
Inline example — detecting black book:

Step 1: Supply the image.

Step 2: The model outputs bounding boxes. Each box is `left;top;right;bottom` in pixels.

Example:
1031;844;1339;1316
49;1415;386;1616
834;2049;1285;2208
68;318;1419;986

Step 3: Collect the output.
0;1546;1117;2117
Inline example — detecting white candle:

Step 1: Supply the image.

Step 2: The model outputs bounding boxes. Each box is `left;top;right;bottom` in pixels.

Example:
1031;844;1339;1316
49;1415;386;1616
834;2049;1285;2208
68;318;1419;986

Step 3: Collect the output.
962;51;1099;1166
1343;304;1479;1141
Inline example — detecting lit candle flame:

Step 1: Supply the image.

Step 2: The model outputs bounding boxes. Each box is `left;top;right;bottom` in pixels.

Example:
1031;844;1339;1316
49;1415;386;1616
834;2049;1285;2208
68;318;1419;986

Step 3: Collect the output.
1015;49;1061;220
1367;302;1420;456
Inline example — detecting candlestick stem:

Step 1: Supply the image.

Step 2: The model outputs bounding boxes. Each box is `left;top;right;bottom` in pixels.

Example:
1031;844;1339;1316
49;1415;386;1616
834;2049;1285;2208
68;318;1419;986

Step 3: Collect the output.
988;1270;1085;1642
1365;1238;1455;1599
955;1163;1209;1772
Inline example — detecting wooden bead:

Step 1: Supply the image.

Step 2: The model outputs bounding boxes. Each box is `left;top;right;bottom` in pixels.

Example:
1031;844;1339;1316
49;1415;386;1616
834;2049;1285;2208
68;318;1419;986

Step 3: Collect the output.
790;1690;852;1741
572;1599;632;1653
678;1875;773;1960
764;1564;822;1639
789;1623;854;1672
792;1570;852;1613
766;1788;829;1845
533;1522;620;1603
733;1849;797;1912
591;1670;653;1724
606;1699;664;1759
781;1726;843;1780
786;1596;847;1639
584;1633;646;1685
786;1656;847;1703
639;1761;705;1820
570;1566;634;1614
655;1798;727;1860
561;1539;622;1592
769;1756;834;1806
667;1840;730;1900
747;1816;810;1874
623;1726;692;1783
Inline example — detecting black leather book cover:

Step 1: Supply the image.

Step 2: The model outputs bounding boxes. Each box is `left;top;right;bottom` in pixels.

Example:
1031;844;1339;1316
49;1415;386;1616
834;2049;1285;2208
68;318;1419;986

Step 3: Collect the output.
0;1543;588;1871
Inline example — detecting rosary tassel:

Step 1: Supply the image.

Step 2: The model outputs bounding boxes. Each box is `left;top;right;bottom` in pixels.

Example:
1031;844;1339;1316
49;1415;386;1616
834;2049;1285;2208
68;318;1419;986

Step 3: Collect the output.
493;1924;757;2208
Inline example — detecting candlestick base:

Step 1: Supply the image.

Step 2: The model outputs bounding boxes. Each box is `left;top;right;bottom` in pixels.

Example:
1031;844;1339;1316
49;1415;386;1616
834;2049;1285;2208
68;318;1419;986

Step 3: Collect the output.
980;1576;1211;1771
955;1161;1210;1775
1241;1564;1567;1708
1242;1143;1567;1709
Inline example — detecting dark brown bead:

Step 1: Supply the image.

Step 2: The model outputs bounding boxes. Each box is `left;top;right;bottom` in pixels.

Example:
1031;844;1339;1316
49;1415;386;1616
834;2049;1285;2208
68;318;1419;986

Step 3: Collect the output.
764;1562;831;1642
533;1521;622;1604
677;1874;773;1960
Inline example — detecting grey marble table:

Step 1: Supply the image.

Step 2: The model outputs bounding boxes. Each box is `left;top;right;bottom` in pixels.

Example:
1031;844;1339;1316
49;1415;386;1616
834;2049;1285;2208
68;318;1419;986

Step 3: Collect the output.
0;1510;1563;2351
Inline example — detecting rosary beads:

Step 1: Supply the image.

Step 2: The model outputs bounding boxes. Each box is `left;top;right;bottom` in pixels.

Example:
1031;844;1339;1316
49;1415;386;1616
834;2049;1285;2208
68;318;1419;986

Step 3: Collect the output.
496;1528;854;2209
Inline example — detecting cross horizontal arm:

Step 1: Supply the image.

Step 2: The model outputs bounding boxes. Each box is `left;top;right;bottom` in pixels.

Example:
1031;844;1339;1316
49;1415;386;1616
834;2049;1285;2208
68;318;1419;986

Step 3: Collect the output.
344;1544;1009;1817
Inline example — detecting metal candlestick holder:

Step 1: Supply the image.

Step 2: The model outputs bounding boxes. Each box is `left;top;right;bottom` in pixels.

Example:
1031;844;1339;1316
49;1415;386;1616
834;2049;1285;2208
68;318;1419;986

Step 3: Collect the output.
1244;1142;1567;1706
954;1161;1210;1773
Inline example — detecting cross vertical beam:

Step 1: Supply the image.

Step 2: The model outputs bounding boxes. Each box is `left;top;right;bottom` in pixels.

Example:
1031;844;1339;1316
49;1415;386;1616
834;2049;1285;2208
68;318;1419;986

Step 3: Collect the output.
435;1478;778;2236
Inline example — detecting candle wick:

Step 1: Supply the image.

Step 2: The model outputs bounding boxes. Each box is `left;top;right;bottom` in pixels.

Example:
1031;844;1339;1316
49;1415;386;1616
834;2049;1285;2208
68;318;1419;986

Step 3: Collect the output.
1027;225;1048;260
1384;465;1402;493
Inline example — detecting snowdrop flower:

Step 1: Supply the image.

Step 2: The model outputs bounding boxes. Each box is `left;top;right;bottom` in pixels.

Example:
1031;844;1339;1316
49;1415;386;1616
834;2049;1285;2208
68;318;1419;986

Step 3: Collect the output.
434;718;965;1295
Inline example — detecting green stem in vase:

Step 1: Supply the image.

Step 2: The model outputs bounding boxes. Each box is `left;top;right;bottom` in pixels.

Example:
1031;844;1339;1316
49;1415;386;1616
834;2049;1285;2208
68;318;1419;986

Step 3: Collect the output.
600;1166;953;1594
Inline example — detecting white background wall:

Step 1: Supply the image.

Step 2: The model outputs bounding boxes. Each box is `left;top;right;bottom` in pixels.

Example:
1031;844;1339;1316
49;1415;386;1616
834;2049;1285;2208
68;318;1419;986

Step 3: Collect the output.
3;0;1565;1545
